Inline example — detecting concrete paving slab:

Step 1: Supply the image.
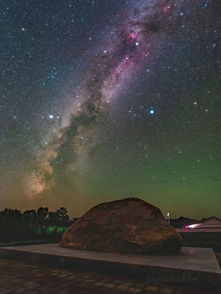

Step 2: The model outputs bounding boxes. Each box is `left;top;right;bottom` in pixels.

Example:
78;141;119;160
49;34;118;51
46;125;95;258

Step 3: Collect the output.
0;244;220;287
1;244;220;273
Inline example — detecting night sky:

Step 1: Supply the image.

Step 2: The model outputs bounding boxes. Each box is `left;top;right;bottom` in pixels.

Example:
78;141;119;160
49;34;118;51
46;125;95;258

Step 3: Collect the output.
1;0;220;218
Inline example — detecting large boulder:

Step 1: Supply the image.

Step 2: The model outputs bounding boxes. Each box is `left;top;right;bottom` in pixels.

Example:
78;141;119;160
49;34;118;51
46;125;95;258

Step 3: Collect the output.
59;198;182;254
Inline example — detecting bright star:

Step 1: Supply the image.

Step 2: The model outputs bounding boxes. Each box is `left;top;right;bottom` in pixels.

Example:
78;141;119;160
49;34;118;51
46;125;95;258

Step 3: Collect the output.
146;107;157;116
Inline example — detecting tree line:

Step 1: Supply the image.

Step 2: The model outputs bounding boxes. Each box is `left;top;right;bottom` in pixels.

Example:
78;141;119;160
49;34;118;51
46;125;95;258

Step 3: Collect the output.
0;207;74;242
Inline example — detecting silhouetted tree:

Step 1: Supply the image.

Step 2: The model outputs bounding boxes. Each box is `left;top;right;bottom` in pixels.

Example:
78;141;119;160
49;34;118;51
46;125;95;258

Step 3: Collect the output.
23;209;36;230
56;207;69;225
35;207;48;227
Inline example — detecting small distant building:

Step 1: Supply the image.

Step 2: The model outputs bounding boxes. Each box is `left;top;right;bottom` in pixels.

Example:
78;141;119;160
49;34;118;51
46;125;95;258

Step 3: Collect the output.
199;216;221;228
184;216;221;229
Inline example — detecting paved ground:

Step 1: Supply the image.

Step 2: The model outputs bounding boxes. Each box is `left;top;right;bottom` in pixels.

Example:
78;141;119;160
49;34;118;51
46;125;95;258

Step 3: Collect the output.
0;257;220;294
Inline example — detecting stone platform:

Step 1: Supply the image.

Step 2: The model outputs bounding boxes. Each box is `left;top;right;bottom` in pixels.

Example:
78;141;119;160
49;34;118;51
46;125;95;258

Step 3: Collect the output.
0;244;220;287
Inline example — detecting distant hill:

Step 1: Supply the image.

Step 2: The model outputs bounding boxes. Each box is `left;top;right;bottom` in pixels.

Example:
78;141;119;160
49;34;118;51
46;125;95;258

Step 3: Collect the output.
170;217;197;228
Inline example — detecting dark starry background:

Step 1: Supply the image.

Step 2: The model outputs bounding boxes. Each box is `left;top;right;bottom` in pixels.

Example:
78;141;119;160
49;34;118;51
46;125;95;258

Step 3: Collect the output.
0;0;220;218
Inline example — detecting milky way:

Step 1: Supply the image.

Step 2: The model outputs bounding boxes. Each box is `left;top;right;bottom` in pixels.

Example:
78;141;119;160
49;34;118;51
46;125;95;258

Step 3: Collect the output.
1;0;220;217
31;0;191;197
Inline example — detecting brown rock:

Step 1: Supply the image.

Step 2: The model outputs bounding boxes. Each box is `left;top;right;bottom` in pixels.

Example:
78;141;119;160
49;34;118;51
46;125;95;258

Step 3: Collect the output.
59;198;182;254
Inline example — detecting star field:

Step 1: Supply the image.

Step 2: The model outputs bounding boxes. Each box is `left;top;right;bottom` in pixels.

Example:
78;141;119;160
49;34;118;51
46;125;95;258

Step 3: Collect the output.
0;0;220;218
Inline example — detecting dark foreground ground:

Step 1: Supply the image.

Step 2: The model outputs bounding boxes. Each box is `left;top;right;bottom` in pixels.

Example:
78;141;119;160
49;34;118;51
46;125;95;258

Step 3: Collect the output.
0;253;220;294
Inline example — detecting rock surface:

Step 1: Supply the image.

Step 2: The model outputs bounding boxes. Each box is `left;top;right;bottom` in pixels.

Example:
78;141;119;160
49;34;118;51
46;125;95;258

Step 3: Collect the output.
59;198;182;254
